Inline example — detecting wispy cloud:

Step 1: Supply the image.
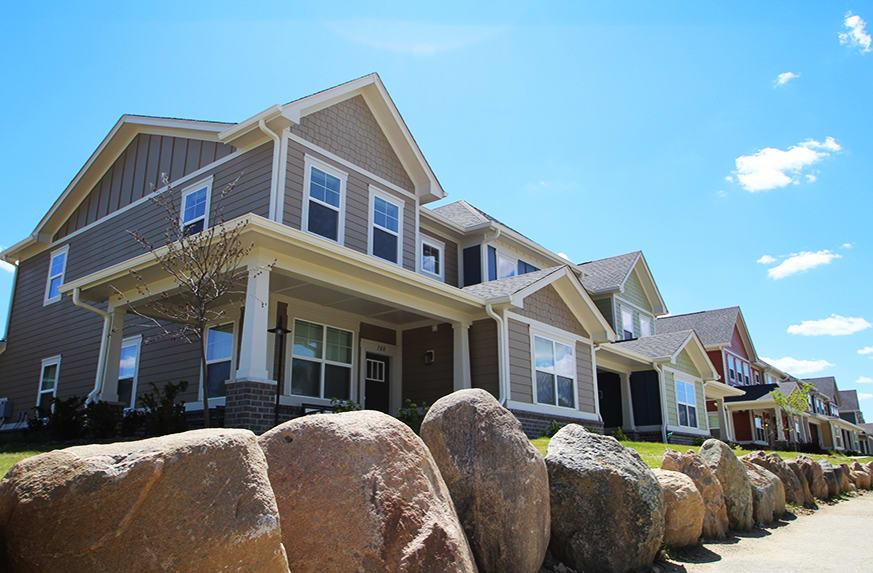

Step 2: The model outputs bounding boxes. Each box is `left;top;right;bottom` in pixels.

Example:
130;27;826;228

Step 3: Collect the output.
731;137;841;192
842;242;854;250
858;346;873;355
756;255;777;265
0;248;14;273
857;376;873;384
859;392;873;400
326;20;503;56
557;252;570;261
763;250;842;279
839;12;872;54
762;356;834;376
774;72;800;87
787;314;871;336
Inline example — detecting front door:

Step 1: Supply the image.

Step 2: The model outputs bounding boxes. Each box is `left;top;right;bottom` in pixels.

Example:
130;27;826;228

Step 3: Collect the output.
364;353;390;413
597;370;623;429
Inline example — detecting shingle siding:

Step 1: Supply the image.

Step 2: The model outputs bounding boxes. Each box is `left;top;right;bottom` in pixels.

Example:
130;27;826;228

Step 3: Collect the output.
514;285;588;338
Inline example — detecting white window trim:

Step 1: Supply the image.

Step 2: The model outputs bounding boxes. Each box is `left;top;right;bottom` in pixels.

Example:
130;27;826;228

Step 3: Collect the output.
367;186;404;266
119;335;142;409
43;245;69;306
674;378;698;429
620;306;634;339
302;155;347;244
496;250;518;280
179;176;213;233
198;321;237;405
288;319;356;401
639;315;652;338
530;329;578;411
418;235;445;281
37;354;62;409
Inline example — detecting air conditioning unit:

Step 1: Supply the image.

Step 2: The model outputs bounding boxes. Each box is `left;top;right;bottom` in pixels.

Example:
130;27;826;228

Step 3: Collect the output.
0;397;10;418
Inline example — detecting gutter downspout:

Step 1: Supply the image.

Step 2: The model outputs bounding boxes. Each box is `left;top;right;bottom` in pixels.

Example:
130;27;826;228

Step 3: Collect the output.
258;119;282;222
485;303;508;405
653;363;669;443
72;288;110;403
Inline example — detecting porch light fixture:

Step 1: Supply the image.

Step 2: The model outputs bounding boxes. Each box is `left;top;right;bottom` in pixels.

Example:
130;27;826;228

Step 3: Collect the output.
268;317;292;427
424;350;435;365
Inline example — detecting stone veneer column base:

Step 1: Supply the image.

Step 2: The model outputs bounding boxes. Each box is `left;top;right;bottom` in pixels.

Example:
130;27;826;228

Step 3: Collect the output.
225;379;280;434
510;409;604;439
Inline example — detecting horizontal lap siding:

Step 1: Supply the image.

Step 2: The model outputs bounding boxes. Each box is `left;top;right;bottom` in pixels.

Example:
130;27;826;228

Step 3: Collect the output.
469;319;499;398
593;296;614;331
576;341;596;414
622;268;653;313
664;370;679;426
508;319;533;403
402;324;453;405
420;228;459;287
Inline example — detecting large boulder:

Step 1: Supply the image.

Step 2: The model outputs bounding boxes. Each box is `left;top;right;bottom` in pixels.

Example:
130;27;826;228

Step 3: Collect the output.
545;425;664;573
661;449;729;539
652;469;704;548
742;460;785;524
698;439;753;531
850;470;870;490
744;451;804;506
0;429;289;573
819;460;840;498
851;462;872;489
420;389;549;573
258;411;476;573
785;459;816;507
796;456;829;499
836;464;852;494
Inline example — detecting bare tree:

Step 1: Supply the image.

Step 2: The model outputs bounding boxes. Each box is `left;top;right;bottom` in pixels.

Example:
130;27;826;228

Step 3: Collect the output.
114;174;272;427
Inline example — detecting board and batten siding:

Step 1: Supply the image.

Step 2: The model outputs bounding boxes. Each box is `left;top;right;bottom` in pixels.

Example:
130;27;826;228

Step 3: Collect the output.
54;134;236;241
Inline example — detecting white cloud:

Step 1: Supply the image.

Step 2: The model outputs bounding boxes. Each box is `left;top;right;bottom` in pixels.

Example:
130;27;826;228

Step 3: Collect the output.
766;250;841;279
842;242;854;250
805;173;817;183
857;376;873;385
0;248;14;273
787;314;871;336
557;252;570;261
724;175;734;183
756;254;777;265
762;356;834;376
858;346;873;355
715;189;728;199
732;137;841;192
327;20;502;55
839;12;872;54
774;71;800;86
859;392;873;400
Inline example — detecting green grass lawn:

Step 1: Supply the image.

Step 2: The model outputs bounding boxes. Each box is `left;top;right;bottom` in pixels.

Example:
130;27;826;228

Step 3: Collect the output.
0;444;55;478
531;437;873;469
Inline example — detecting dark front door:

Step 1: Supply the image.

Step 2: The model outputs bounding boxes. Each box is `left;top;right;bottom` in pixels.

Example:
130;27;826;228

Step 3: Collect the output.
809;423;819;446
597;370;623;428
365;353;390;413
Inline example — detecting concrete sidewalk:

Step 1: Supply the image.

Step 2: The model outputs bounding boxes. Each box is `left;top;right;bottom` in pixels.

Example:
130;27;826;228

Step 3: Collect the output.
662;492;873;573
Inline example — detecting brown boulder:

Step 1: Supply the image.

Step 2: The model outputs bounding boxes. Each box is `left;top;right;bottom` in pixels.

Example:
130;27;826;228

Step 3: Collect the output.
743;451;804;506
259;411;476;573
0;429;289;573
796;456;829;499
545;425;664;573
661;449;730;539
421;389;550;573
819;460;840;498
698;439;753;531
742;460;785;524
785;459;816;507
836;464;853;494
850;470;870;490
851;462;872;489
652;469;704;548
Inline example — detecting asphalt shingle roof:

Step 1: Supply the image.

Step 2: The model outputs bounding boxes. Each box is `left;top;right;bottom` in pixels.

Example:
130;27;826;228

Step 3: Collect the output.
460;266;564;300
577;251;641;293
608;330;694;360
429;200;535;242
838;389;860;411
804;377;839;402
656;306;740;348
725;383;779;403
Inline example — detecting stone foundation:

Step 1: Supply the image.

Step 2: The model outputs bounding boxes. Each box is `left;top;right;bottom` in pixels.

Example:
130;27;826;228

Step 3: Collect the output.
511;409;603;439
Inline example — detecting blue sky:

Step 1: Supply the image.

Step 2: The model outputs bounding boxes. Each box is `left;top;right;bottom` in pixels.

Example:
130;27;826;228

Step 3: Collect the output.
2;2;873;419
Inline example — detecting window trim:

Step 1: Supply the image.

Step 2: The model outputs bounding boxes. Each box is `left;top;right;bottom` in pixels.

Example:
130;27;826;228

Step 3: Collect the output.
43;245;69;306
199;321;237;403
179;176;213;234
418;235;445;281
118;335;142;409
674;378;698;428
302;155;347;244
496;251;518;280
530;330;578;410
639;315;652;338
288;318;355;401
36;354;62;409
621;306;634;340
367;186;404;266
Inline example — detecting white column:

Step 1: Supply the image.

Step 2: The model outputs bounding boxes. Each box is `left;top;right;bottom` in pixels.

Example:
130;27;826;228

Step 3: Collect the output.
775;407;786;441
236;264;272;382
99;306;127;403
620;372;635;430
452;321;471;391
716;398;728;439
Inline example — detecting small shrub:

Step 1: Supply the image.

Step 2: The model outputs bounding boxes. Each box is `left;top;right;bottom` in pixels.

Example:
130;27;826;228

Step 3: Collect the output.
692;436;706;446
398;399;429;434
84;401;123;439
120;409;146;437
613;427;629;442
45;396;86;441
543;420;564;438
139;381;188;436
330;398;362;413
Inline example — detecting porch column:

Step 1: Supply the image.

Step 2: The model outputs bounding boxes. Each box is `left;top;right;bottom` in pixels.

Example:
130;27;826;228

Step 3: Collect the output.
620;372;635;431
775;407;786;442
235;264;272;382
716;398;728;439
99;306;127;403
452;320;471;391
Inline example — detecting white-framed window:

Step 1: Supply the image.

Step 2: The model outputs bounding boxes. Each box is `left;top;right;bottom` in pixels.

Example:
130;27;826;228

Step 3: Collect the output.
675;379;698;428
204;323;234;399
639;315;652;338
727;355;736;383
532;334;576;409
290;319;353;400
794;419;802;437
419;236;445;280
755;371;761;385
497;252;517;279
43;245;69;305
754;415;765;442
621;307;634;340
117;336;142;409
368;188;403;265
180;178;211;235
742;362;750;385
37;355;61;410
303;156;346;243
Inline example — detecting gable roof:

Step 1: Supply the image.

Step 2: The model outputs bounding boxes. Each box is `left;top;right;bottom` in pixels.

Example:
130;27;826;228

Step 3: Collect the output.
605;329;719;380
656;306;757;360
577;251;668;315
805;376;839;402
461;266;563;299
839;389;861;411
725;383;779;403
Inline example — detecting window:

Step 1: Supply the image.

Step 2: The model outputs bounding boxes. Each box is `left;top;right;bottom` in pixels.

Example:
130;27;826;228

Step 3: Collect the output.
742;363;750;385
304;158;345;242
497;252;517;279
44;246;69;305
37;356;61;411
205;323;234;399
621;308;634;340
180;180;211;235
369;191;402;264
420;237;445;280
533;335;576;408
754;415;766;442
755;371;761;385
117;336;141;408
675;379;698;428
639;315;652;338
290;320;353;400
517;260;539;275
727;355;736;382
794;419;802;437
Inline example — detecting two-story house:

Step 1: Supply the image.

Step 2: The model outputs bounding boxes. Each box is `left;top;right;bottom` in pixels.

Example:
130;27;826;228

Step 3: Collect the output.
0;74;618;437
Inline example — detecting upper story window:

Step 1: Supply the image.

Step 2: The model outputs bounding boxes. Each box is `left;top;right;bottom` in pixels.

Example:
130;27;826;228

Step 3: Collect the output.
205;323;234;399
639;315;652;338
180;179;211;235
675;379;698;428
533;334;576;409
290;319;353;401
497;252;517;279
517;260;539;275
754;371;761;385
727;355;736;383
369;190;403;265
117;336;142;409
419;236;445;280
742;362;750;385
37;355;61;411
621;308;634;340
44;246;69;305
303;157;346;243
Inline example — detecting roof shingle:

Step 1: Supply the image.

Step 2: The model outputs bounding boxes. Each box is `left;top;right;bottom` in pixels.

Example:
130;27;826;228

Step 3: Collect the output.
577;251;641;293
656;307;740;348
460;266;565;300
607;330;694;360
